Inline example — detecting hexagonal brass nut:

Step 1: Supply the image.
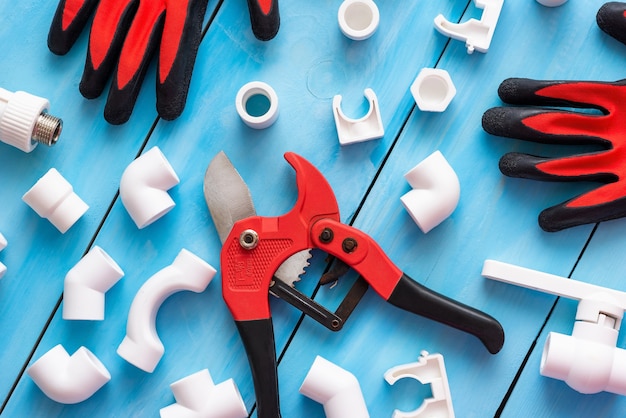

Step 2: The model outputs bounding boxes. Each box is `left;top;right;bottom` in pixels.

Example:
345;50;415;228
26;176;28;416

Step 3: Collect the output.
410;68;456;112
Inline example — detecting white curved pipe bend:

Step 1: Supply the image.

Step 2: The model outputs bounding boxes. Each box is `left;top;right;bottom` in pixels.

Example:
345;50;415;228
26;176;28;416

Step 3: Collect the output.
63;246;124;320
299;356;369;418
400;151;460;233
117;249;216;372
27;344;111;404
120;146;180;229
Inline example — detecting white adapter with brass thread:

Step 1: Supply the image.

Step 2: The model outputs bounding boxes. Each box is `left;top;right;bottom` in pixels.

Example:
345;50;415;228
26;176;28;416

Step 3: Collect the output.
0;88;62;152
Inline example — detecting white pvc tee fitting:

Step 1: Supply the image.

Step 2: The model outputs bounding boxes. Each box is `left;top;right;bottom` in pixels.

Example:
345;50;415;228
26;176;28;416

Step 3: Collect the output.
27;344;111;404
22;168;89;233
411;68;456;112
338;0;380;40
63;246;124;320
120;146;180;229
0;232;7;279
235;81;279;129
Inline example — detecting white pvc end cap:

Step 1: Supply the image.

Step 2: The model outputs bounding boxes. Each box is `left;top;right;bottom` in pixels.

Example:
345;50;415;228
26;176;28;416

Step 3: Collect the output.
536;0;568;6
236;81;279;129
338;0;380;40
22;168;89;233
411;68;456;112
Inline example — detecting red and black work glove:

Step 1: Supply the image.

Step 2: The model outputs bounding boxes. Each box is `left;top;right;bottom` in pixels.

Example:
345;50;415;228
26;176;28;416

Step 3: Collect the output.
48;0;209;125
246;0;280;41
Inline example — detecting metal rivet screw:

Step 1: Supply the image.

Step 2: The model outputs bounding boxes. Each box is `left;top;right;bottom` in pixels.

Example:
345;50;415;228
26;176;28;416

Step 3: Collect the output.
239;229;259;250
342;238;358;253
319;228;334;243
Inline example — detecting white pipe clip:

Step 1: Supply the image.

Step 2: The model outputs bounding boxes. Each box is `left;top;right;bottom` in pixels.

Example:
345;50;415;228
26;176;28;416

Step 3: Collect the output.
333;88;384;145
400;151;460;233
117;249;216;373
63;246;124;320
120;146;180;229
384;351;455;418
483;260;626;395
160;369;248;418
434;0;504;54
22;168;89;233
299;356;369;418
338;0;380;41
27;344;111;404
0;232;7;278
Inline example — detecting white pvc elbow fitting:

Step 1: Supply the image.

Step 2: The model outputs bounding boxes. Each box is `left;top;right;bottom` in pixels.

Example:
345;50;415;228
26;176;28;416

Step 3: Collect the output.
27;344;111;404
22;168;89;233
338;0;380;40
117;249;216;372
400;151;460;233
120;146;180;229
0;232;7;278
160;369;248;418
299;356;369;418
63;246;124;320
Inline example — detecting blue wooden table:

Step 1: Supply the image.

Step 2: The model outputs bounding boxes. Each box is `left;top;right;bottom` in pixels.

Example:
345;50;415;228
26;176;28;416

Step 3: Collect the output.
2;0;626;416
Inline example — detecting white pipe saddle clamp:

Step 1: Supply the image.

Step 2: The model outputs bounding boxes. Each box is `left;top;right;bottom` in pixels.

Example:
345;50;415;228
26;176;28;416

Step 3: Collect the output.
333;88;384;145
338;0;380;40
483;260;626;396
411;68;456;112
434;0;504;54
385;351;455;418
0;232;6;278
236;81;279;129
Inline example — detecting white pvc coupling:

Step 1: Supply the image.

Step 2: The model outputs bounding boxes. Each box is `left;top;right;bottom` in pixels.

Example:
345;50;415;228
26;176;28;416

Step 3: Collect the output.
333;88;384;145
299;356;369;418
63;246;124;320
411;69;456;112
338;0;380;40
0;232;6;278
400;151;460;233
117;249;216;373
160;369;248;418
235;81;279;129
27;344;111;404
22;168;89;233
120;146;180;229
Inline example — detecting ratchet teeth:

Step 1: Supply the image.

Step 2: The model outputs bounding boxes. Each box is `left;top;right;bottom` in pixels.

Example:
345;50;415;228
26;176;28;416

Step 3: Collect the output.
274;250;312;287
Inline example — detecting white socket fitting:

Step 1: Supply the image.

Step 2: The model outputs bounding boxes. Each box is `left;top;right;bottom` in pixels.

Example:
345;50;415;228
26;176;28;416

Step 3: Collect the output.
0;232;6;279
117;249;216;373
299;356;369;418
536;0;568;6
22;168;89;233
235;81;279;129
0;87;62;152
400;151;460;233
63;246;124;320
333;88;384;145
338;0;380;40
411;69;456;112
160;369;248;418
120;146;180;229
27;344;111;404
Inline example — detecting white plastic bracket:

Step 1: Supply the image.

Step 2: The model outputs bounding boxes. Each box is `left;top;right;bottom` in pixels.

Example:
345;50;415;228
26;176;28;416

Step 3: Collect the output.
333;88;384;145
384;351;455;418
434;0;504;54
482;260;626;395
0;232;6;278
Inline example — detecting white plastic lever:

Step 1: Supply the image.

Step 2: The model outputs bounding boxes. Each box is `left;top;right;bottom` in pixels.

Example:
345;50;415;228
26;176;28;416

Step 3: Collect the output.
333;88;384;145
0;232;6;278
482;260;626;395
434;0;504;54
384;351;455;418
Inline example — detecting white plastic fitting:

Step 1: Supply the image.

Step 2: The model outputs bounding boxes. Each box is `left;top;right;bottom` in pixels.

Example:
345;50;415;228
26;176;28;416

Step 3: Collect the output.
120;146;180;229
0;87;62;152
63;246;124;320
338;0;380;40
299;356;369;418
117;249;216;372
235;81;279;129
400;151;460;233
27;344;111;404
0;232;6;279
22;168;89;233
160;369;248;418
483;260;626;395
384;351;455;418
536;0;568;6
333;88;384;145
434;0;504;54
411;69;456;112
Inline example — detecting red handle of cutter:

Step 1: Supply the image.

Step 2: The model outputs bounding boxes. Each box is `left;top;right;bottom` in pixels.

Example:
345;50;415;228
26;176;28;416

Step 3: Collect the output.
247;0;280;40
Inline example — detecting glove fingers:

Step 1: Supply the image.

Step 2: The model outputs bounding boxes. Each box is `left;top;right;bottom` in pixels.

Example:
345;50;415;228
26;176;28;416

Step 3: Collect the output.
597;2;626;46
156;0;209;120
500;152;617;182
247;0;280;41
540;193;626;232
48;0;100;55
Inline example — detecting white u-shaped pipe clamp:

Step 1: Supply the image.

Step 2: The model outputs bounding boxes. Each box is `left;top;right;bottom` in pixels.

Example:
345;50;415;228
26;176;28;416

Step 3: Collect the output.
160;369;248;418
120;146;180;229
299;356;369;418
434;0;504;54
63;246;124;320
117;249;216;372
333;88;384;145
22;168;89;233
385;351;455;418
338;0;380;40
0;232;6;278
27;344;111;404
400;151;460;233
